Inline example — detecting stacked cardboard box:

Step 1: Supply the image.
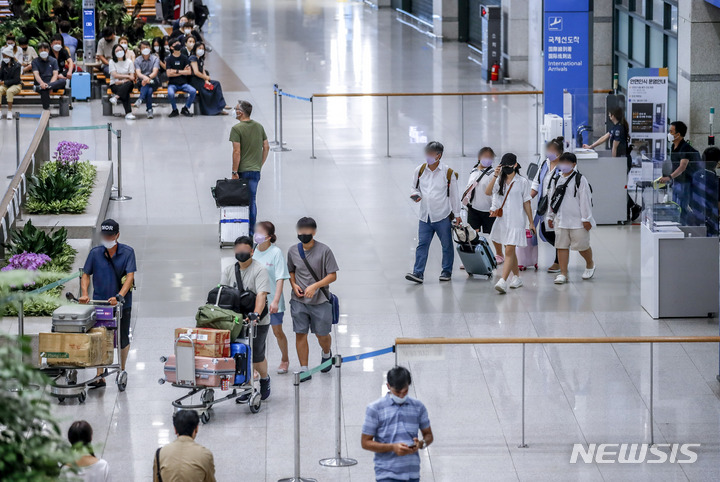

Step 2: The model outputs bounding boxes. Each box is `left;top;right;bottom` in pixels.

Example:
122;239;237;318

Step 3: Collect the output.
39;331;104;367
174;327;231;357
90;327;114;365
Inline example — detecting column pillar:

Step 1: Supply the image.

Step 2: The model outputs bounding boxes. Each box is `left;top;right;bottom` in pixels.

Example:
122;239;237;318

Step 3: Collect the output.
503;0;529;81
592;0;613;135
433;0;459;40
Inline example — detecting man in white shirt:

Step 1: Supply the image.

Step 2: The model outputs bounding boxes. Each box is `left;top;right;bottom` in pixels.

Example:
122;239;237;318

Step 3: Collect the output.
547;152;596;284
406;141;462;284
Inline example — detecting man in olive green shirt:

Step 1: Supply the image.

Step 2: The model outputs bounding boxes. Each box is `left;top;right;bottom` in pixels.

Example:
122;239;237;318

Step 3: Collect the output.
229;100;270;235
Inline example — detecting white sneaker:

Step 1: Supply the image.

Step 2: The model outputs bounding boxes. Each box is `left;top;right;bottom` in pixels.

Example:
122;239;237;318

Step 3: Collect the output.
109;95;118;105
125;113;136;120
582;266;596;280
6;111;13;120
554;274;568;284
134;98;142;108
494;278;508;294
509;275;523;289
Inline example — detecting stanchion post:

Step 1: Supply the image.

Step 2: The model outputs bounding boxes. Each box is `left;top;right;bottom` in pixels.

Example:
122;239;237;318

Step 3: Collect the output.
279;372;316;482
394;345;398;367
110;130;131;201
15;111;20;170
319;355;358;467
386;95;390;158
461;95;465;157
310;96;316;159
273;90;291;152
17;300;24;338
535;93;540;157
519;343;528;448
649;342;654;446
107;123;112;161
270;83;280;146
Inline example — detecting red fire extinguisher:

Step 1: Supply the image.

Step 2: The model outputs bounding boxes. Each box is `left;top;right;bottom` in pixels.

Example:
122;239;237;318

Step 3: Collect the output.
490;63;500;82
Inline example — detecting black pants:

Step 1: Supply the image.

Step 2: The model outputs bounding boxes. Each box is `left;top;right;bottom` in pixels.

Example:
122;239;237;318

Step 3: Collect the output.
110;82;133;114
161;0;174;21
467;206;495;234
37;79;66;110
540;222;559;264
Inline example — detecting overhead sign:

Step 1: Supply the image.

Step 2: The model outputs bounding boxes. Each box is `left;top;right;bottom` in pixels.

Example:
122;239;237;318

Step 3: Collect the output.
543;0;593;135
627;68;669;164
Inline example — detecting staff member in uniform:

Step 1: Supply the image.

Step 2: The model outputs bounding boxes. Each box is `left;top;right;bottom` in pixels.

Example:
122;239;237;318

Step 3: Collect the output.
80;219;137;388
660;121;700;225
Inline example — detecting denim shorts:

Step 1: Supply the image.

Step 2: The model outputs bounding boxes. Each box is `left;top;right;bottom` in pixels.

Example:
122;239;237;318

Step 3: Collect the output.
270;312;284;326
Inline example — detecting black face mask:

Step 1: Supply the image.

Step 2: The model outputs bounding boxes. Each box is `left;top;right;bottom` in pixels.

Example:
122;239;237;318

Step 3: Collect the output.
172;45;182;52
235;252;252;263
297;234;313;244
502;166;515;175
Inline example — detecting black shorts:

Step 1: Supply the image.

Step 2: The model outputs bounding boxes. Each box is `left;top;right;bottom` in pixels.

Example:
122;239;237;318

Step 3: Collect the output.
467;206;495;234
119;307;132;349
252;324;270;364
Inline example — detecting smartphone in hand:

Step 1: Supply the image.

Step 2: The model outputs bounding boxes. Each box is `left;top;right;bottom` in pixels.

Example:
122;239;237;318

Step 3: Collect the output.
410;194;421;202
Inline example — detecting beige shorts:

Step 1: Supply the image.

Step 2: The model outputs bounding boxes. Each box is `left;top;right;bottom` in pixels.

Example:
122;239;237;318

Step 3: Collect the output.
555;227;590;251
0;84;22;103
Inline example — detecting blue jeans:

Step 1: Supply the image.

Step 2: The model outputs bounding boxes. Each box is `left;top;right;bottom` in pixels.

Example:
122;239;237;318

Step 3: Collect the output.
378;479;420;482
167;83;197;110
240;171;261;235
137;79;158;111
412;216;453;276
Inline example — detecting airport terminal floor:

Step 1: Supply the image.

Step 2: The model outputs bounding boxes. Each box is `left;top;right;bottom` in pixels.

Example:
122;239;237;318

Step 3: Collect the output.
1;1;720;481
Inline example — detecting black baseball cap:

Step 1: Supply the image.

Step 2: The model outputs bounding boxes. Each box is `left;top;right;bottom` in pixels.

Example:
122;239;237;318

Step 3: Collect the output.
100;219;119;236
500;153;518;165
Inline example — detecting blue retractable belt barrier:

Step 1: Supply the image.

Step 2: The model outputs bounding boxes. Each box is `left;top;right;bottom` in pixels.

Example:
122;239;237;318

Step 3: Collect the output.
341;346;395;363
220;218;249;223
18;113;42;119
279;91;312;102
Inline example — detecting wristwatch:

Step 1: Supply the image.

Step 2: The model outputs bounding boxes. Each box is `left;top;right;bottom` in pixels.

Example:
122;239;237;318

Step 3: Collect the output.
232;171;238;175
115;294;125;304
418;439;426;449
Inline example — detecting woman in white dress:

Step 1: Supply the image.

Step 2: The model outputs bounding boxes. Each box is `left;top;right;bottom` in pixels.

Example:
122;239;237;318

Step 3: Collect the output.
64;420;112;482
485;153;536;294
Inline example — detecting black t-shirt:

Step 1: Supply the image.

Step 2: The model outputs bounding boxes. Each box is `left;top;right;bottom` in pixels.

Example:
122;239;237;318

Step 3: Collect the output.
609;122;628;157
31;56;59;83
165;53;189;85
52;48;71;74
671;140;701;183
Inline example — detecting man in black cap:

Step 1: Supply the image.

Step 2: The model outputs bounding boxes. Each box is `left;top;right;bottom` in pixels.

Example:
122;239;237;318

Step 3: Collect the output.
80;219;137;388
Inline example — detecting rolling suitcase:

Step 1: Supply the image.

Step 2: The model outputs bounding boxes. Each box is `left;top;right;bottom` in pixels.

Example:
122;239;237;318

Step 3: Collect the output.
231;341;252;385
51;305;97;333
163;354;236;386
219;206;250;246
71;71;91;101
517;229;538;271
456;236;496;278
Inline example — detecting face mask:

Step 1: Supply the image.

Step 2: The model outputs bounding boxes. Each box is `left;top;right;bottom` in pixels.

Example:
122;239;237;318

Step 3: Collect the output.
120;43;128;49
558;163;574;174
390;393;407;405
425;155;438;165
164;46;170;52
547;152;558;161
196;49;204;57
235;252;252;263
154;45;160;52
184;29;191;34
179;20;186;27
479;157;493;168
52;44;62;52
2;58;9;64
101;239;117;249
115;50;124;59
141;48;151;56
39;51;49;59
667;133;675;143
298;234;313;244
501;165;514;175
173;45;182;52
187;43;195;50
21;46;27;51
7;42;14;47
253;233;267;244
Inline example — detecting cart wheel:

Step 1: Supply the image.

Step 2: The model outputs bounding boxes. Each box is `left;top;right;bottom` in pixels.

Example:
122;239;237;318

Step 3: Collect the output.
201;389;215;404
534;264;538;271
249;393;262;413
158;378;166;385
159;356;167;363
57;397;66;403
200;411;211;424
78;391;87;404
487;274;493;280
116;371;128;392
66;369;78;385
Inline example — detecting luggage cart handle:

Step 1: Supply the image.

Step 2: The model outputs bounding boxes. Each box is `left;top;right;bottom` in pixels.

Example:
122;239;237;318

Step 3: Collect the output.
66;292;120;307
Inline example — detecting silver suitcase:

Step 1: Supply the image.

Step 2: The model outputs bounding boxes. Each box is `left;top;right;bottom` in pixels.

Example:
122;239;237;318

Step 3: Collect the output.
219;206;250;247
51;305;97;333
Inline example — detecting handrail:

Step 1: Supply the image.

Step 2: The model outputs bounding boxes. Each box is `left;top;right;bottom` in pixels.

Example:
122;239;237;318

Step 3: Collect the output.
396;336;720;345
0;110;51;251
313;90;543;98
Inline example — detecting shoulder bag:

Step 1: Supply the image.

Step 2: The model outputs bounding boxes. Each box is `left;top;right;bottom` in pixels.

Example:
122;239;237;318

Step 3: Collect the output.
297;244;339;324
155;447;163;482
489;182;514;218
234;264;269;319
462;167;492;207
537;169;560;217
549;172;578;213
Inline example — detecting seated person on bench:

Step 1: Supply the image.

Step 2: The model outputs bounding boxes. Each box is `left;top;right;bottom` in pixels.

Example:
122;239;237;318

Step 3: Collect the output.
32;43;66;111
165;39;196;118
1;46;22;119
134;40;160;119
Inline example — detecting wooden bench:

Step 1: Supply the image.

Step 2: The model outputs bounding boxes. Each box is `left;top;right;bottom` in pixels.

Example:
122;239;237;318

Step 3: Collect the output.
124;0;157;19
102;85;199;116
0;75;71;116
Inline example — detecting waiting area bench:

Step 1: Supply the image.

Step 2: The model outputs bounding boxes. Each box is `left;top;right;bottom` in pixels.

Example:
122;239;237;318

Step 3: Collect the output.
0;74;70;116
102;86;199;116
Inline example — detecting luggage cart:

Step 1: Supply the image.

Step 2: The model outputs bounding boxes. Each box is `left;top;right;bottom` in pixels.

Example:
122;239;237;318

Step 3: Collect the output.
158;319;261;423
44;297;128;404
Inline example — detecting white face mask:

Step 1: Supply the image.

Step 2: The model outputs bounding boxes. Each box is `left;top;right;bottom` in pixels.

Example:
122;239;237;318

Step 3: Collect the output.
120;43;128;49
52;44;62;52
187;43;195;50
153;45;160;52
39;51;49;59
667;133;675;143
115;50;125;59
141;48;151;56
184;28;191;34
101;239;117;249
2;57;9;64
7;42;14;47
196;49;204;57
390;393;407;405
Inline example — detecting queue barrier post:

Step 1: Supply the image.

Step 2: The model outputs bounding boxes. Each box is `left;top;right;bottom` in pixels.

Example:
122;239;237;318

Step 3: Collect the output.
272;90;291;152
319;355;358;468
519;343;528;448
385;95;390;158
15;111;21;171
278;371;316;482
310;96;316;159
17;300;24;338
535;93;540;157
107;123;112;162
650;342;654;445
270;83;280;146
461;95;465;157
110;129;131;201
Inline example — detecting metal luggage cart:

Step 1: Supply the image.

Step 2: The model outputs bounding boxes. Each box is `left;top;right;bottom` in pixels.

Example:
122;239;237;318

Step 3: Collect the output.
44;296;128;404
158;319;261;424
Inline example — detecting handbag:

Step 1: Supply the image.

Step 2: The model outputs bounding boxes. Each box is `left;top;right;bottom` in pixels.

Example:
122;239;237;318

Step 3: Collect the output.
203;80;214;91
489;182;514;218
461;167;492;207
537;171;560;217
211;178;251;207
297;244;339;324
550;172;578;213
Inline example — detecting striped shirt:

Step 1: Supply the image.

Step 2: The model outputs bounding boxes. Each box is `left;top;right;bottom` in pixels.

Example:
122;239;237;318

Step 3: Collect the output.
362;394;430;481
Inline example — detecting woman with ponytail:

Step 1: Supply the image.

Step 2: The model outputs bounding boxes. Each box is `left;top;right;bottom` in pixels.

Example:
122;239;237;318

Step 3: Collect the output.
485;153;536;293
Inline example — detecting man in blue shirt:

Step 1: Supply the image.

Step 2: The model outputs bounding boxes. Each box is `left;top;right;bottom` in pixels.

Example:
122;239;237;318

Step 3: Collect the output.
362;367;434;482
80;219;137;388
59;21;78;60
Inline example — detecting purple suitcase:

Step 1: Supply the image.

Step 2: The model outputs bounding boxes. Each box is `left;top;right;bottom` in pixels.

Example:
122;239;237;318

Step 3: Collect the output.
517;229;538;271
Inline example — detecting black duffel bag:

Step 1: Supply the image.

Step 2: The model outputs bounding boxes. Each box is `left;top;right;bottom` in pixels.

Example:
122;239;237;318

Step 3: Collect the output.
211;178;251;207
207;285;244;312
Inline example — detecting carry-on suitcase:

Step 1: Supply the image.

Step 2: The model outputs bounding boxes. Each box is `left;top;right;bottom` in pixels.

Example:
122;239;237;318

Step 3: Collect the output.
456;236;496;278
163;354;236;386
517;229;538;271
71;72;91;101
231;341;252;385
51;304;97;333
212;179;251;207
219;206;250;246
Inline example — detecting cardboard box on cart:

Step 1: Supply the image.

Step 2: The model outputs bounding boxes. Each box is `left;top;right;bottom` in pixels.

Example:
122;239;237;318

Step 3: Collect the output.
90;327;115;365
174;327;231;357
39;331;104;367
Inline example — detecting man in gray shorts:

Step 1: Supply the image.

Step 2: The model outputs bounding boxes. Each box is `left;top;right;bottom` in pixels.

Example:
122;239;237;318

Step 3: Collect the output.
287;217;339;380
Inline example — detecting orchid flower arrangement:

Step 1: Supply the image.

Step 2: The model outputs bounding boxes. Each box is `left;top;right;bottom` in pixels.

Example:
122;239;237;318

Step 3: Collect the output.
1;252;52;272
52;141;89;168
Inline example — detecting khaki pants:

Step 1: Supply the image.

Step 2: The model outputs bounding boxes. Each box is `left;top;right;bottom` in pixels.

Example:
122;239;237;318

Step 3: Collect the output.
0;84;22;104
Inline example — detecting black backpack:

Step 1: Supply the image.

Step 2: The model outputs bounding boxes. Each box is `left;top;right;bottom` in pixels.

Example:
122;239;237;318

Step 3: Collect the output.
206;285;243;312
234;264;269;319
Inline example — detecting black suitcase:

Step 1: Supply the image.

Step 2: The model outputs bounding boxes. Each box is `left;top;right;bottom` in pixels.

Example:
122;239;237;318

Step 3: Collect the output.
207;285;243;312
212;179;251;207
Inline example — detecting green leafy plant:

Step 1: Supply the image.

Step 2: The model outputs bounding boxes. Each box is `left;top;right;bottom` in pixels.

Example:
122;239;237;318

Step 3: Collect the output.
5;221;70;261
25;161;96;215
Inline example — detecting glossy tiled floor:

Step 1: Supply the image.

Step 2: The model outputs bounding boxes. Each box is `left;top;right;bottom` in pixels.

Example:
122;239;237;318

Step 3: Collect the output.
1;1;720;480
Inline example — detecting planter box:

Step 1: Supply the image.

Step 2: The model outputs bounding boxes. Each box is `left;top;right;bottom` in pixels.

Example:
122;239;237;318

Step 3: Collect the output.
18;161;114;239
